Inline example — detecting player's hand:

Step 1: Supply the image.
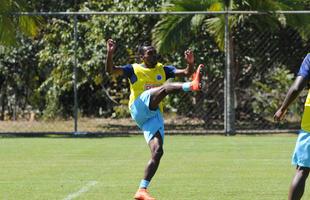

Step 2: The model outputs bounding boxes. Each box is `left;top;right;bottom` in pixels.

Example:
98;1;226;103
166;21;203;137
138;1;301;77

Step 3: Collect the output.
184;49;194;65
273;108;287;122
107;39;116;54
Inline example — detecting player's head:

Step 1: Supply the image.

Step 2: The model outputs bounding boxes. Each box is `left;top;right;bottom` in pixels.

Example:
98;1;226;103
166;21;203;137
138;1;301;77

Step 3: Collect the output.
138;42;158;67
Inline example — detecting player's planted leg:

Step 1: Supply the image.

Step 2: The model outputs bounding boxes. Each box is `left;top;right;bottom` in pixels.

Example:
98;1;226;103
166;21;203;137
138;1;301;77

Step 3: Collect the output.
134;132;163;200
144;132;164;182
288;166;310;200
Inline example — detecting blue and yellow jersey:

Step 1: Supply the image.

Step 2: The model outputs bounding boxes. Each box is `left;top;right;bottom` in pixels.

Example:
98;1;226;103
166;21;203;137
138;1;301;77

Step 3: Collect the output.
297;54;310;132
121;62;176;112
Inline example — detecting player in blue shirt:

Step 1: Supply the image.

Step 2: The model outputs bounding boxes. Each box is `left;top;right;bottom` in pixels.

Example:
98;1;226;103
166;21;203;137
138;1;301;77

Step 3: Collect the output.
274;53;310;200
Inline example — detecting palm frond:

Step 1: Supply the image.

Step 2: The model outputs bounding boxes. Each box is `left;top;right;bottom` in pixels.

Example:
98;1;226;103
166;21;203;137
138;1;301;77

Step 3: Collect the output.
238;0;310;40
0;0;10;13
285;15;310;39
0;0;41;46
223;0;231;8
205;16;225;50
19;16;39;37
152;15;192;54
191;14;206;34
153;0;224;53
239;0;282;11
165;0;217;11
234;0;290;33
209;2;224;11
0;15;16;45
275;1;310;39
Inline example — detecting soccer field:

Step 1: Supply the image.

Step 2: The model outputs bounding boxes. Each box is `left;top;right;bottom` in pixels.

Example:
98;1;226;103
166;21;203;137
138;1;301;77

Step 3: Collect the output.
0;134;308;200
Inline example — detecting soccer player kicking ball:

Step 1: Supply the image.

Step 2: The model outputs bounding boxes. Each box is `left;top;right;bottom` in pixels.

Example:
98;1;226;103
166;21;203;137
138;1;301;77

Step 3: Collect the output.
105;39;205;200
274;53;310;200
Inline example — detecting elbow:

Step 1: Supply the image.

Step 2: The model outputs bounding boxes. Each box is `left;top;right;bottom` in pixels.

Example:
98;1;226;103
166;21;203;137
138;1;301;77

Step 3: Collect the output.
290;84;303;94
291;76;307;92
105;66;119;77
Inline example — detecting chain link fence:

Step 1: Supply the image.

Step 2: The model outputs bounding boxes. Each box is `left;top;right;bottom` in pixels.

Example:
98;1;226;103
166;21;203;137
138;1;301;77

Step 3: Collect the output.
0;11;309;135
234;25;310;132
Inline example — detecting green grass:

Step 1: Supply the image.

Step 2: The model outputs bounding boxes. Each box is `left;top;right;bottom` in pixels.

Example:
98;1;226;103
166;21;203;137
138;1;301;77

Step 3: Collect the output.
0;134;308;200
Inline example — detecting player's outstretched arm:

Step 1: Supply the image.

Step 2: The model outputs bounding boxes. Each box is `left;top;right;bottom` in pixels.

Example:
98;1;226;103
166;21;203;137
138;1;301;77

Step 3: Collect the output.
274;76;308;121
174;49;195;78
105;39;124;76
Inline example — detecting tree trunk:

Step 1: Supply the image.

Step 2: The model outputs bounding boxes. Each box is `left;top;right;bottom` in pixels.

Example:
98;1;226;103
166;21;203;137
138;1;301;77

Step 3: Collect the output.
0;88;5;121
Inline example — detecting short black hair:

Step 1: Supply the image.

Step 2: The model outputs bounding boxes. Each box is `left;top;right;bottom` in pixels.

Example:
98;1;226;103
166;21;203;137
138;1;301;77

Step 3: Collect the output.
138;41;152;56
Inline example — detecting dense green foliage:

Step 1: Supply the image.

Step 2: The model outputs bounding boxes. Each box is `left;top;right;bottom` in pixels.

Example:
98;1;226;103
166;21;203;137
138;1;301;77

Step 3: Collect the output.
152;0;310;127
0;0;310;128
0;0;40;45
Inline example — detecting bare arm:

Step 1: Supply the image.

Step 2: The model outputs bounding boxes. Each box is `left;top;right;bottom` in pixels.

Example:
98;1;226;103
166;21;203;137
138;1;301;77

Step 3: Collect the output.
274;76;308;121
105;39;124;76
174;49;195;78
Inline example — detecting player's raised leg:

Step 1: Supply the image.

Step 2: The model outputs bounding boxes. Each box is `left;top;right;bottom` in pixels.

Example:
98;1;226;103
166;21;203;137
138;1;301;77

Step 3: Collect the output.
149;64;204;110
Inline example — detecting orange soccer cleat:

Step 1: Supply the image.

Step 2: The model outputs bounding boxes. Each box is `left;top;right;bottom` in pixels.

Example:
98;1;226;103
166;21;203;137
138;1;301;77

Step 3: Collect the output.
134;188;156;200
190;64;204;91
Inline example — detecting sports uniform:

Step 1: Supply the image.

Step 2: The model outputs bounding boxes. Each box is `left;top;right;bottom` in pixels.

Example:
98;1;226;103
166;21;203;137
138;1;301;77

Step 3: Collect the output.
121;62;176;143
292;54;310;167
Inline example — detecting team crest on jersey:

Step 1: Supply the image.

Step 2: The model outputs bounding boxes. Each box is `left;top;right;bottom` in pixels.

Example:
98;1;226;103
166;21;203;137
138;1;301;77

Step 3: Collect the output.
156;74;162;80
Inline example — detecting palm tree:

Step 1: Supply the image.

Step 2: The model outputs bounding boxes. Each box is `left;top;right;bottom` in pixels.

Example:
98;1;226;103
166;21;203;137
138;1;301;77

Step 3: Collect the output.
0;0;39;46
153;0;310;53
152;0;310;133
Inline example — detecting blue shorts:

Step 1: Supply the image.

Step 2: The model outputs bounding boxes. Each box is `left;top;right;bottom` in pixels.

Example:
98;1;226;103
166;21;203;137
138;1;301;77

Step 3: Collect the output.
292;130;310;168
129;90;164;144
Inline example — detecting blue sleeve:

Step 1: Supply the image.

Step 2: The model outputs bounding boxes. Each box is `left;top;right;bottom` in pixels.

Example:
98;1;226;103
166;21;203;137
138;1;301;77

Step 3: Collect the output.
119;64;137;84
164;65;176;80
120;64;133;78
297;54;310;79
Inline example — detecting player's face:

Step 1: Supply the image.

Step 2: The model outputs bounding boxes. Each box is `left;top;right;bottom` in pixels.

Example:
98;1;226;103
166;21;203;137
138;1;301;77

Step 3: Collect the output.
142;46;158;67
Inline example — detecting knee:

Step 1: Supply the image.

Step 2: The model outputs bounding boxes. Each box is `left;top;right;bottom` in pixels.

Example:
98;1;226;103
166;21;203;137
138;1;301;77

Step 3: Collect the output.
161;83;173;94
296;168;310;180
152;147;164;160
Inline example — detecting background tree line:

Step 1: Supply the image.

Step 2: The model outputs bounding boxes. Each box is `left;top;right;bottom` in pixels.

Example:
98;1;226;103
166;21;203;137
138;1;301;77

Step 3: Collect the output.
0;0;310;129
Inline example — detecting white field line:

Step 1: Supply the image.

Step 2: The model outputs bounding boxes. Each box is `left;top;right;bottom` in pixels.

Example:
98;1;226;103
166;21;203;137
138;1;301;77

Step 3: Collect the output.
63;181;98;200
